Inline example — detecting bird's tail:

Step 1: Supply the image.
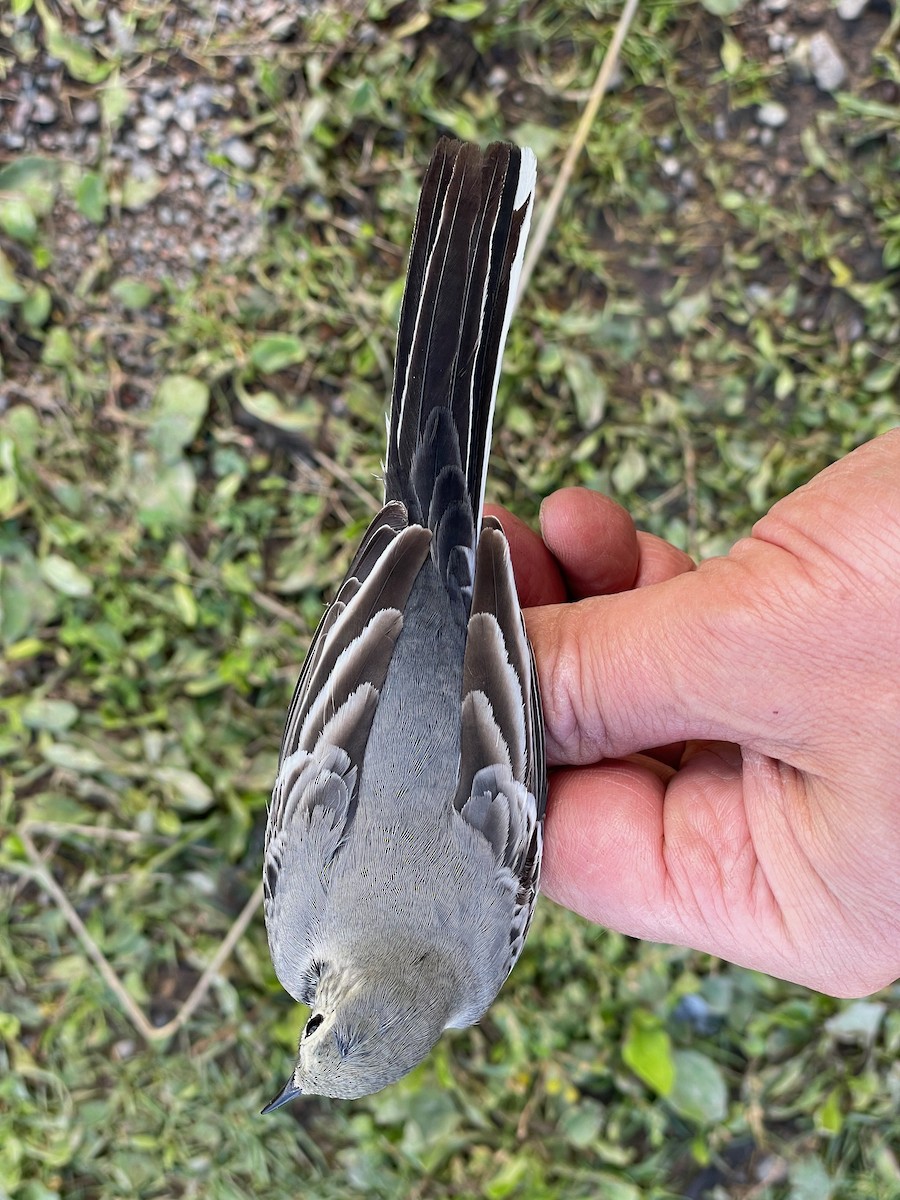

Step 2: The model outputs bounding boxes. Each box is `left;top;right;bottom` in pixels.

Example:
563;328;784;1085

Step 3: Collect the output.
384;139;535;528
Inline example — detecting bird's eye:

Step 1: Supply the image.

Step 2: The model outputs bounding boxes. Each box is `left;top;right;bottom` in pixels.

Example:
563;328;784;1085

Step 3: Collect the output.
304;1013;324;1038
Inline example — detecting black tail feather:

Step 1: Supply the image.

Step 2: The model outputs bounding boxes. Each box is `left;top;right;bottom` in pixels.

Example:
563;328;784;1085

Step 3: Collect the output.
384;139;534;534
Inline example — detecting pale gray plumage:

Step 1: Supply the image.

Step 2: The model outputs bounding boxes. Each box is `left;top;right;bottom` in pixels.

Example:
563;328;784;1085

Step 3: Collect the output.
262;138;545;1105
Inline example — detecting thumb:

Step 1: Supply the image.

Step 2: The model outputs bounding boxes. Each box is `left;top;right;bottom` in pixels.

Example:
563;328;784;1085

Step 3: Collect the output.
528;430;900;768
525;562;771;765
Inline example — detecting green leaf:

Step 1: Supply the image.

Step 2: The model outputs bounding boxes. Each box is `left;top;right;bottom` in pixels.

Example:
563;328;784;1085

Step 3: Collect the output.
434;0;487;18
622;1010;675;1096
824;1000;885;1044
611;445;647;494
21;697;79;732
134;456;197;531
815;1086;844;1135
564;350;605;429
249;334;307;374
0;555;59;643
862;359;899;394
148;375;210;462
21;283;52;328
42;326;76;367
75;170;108;223
0;476;17;515
39;554;93;598
667;1050;728;1124
238;390;317;439
0;249;26;303
699;0;744;13
0;1011;22;1039
121;168;163;212
154;766;215;813
111;278;154;309
720;33;743;75
172;582;198;627
484;1156;530;1199
789;1156;834;1200
668;288;710;336
559;1099;604;1148
0;156;60;216
35;0;113;82
0;196;38;244
42;742;105;773
101;78;133;127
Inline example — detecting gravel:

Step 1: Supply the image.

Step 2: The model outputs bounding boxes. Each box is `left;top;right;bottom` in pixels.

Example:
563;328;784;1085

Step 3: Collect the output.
808;30;848;92
221;137;258;171
0;3;268;291
837;0;868;18
0;0;887;308
757;101;789;129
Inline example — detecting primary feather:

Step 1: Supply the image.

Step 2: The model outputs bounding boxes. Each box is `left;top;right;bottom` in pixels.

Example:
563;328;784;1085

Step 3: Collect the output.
263;139;544;1103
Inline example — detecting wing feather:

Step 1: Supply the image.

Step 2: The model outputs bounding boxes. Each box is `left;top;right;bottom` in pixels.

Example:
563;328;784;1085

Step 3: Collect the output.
263;511;432;995
455;520;547;978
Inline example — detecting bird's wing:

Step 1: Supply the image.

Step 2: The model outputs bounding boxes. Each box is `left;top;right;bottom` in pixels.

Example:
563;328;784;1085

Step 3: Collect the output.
263;505;431;999
454;518;547;977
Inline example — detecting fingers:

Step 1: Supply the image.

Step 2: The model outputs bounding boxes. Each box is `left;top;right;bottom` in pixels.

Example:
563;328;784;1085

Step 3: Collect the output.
538;489;640;597
540;750;749;954
483;506;567;606
633;532;695;587
523;566;745;764
522;444;900;767
489;488;696;603
540;747;798;980
540;748;896;995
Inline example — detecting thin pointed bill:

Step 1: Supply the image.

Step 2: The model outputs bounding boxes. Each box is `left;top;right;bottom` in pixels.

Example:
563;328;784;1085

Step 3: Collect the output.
261;1077;302;1114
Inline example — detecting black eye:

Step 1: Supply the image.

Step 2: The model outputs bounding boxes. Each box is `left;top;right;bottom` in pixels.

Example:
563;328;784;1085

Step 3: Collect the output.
304;1013;324;1038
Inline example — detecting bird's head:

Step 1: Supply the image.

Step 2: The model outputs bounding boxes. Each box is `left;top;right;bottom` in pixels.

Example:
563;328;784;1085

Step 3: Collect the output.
263;984;446;1105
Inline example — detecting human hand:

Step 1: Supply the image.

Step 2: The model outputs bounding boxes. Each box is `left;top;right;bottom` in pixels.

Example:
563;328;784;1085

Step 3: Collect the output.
487;429;900;997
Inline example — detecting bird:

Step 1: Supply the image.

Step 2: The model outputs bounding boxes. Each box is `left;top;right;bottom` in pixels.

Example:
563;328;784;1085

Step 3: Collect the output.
261;138;545;1105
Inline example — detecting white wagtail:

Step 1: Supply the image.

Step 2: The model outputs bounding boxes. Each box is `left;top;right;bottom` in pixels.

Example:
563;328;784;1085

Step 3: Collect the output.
262;139;545;1104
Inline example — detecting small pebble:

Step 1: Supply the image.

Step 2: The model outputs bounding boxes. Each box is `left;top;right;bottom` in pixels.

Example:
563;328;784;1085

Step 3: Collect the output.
221;136;257;170
747;283;772;306
660;155;680;178
169;126;188;157
134;115;163;150
174;106;196;132
837;0;868;18
195;165;221;190
30;95;58;124
809;31;847;92
74;98;100;125
757;101;788;128
108;9;135;53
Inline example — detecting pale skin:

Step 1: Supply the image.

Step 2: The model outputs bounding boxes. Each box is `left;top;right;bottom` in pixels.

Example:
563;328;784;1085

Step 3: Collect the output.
487;427;900;999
